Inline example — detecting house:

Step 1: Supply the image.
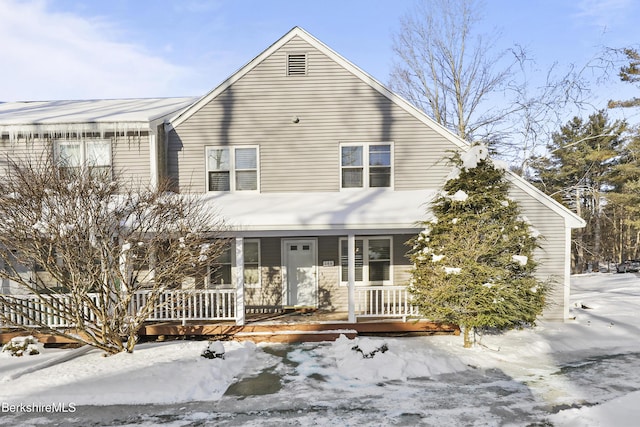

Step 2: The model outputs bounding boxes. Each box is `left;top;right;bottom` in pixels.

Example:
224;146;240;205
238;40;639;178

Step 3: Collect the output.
0;27;584;327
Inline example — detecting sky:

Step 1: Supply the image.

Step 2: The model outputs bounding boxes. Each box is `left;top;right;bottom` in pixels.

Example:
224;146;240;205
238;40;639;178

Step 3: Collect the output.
0;0;639;112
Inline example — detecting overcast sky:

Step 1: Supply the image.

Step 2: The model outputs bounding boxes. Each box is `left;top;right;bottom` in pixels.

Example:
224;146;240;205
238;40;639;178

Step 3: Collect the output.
1;0;638;113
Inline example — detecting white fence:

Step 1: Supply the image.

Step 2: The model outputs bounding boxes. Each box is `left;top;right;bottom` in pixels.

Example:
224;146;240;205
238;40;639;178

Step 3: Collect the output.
0;289;237;328
354;286;418;320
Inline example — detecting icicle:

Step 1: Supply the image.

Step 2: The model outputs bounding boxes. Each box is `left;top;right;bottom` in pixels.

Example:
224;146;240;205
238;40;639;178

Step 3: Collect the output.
0;122;148;143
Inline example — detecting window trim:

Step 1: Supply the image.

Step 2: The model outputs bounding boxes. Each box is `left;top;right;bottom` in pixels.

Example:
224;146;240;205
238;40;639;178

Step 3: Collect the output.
205;145;260;192
339;142;393;190
339;236;393;286
207;239;261;289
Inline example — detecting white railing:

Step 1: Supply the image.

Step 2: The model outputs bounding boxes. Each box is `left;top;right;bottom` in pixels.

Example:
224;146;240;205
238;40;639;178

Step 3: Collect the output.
131;289;236;322
0;293;102;328
1;289;237;328
354;286;418;321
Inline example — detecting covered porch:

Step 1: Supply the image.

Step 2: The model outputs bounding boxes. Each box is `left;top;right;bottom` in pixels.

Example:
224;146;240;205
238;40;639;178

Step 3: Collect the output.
0;287;459;344
203;188;436;325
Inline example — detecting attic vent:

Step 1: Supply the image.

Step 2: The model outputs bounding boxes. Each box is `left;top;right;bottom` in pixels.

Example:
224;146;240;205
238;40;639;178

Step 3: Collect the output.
287;53;307;76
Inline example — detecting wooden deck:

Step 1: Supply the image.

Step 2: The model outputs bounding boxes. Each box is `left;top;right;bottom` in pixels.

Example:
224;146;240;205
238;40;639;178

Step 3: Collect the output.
1;311;460;345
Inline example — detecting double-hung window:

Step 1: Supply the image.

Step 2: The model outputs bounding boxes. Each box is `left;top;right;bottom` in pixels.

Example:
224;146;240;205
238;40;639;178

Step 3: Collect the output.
55;140;111;177
208;240;261;289
339;237;392;285
206;146;258;192
341;143;392;189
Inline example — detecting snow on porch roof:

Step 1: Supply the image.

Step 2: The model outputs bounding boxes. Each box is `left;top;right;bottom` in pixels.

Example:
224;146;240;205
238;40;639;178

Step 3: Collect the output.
201;189;437;235
0;97;197;139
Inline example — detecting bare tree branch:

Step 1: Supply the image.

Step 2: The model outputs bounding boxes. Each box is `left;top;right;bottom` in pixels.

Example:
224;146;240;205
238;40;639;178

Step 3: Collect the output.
0;155;228;354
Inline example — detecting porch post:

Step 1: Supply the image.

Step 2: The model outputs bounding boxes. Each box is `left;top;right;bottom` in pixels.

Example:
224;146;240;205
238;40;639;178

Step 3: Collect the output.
347;233;356;323
235;237;245;325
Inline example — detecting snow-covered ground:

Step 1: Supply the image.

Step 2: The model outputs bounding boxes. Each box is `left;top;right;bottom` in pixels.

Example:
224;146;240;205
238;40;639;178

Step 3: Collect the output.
1;273;640;426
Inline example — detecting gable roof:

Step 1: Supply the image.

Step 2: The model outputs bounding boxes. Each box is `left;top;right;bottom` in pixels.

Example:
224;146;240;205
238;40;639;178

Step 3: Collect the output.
168;27;463;151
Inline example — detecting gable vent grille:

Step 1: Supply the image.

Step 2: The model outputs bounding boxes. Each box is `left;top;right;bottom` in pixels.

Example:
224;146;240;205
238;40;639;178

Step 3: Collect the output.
287;54;307;76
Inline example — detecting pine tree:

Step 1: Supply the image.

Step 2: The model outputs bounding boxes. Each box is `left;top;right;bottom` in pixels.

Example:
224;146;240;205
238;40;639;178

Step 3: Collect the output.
530;110;627;270
408;143;547;347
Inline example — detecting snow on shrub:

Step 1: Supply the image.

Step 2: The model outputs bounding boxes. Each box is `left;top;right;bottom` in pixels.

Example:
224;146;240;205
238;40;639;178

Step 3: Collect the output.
201;341;225;359
332;335;406;381
352;339;389;359
2;335;41;357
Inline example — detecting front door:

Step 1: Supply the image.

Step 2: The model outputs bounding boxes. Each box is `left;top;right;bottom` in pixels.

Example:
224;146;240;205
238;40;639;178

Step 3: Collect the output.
283;239;317;307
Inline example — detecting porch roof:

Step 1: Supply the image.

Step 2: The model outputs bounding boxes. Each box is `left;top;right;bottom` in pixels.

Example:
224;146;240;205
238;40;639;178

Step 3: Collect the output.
202;189;437;235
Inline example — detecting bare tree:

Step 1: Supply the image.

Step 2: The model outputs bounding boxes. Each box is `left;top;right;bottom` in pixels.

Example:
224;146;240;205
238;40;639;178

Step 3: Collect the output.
0;156;227;354
391;0;510;142
391;0;591;173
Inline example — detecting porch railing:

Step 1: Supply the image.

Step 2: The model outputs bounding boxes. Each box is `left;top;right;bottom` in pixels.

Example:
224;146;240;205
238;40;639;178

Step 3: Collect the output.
0;289;237;328
0;293;102;328
131;289;236;322
354;286;418;320
1;286;418;329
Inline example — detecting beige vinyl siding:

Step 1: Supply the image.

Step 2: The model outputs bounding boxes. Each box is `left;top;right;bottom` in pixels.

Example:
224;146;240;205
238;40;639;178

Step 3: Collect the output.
112;134;151;185
508;184;568;320
0;138;49;174
169;36;456;193
0;134;151;185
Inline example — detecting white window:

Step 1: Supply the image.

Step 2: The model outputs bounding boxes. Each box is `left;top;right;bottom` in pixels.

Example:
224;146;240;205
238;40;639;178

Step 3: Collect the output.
208;240;261;289
339;237;392;285
206;146;258;192
340;143;392;188
55;140;111;177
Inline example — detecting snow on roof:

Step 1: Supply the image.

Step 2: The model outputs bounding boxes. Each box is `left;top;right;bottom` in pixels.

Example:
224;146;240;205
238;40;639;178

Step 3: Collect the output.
0;97;197;140
202;189;436;235
0;97;197;125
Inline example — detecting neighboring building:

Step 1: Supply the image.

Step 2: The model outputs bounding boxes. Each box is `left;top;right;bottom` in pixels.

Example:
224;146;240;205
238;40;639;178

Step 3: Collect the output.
0;97;196;187
0;27;584;323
